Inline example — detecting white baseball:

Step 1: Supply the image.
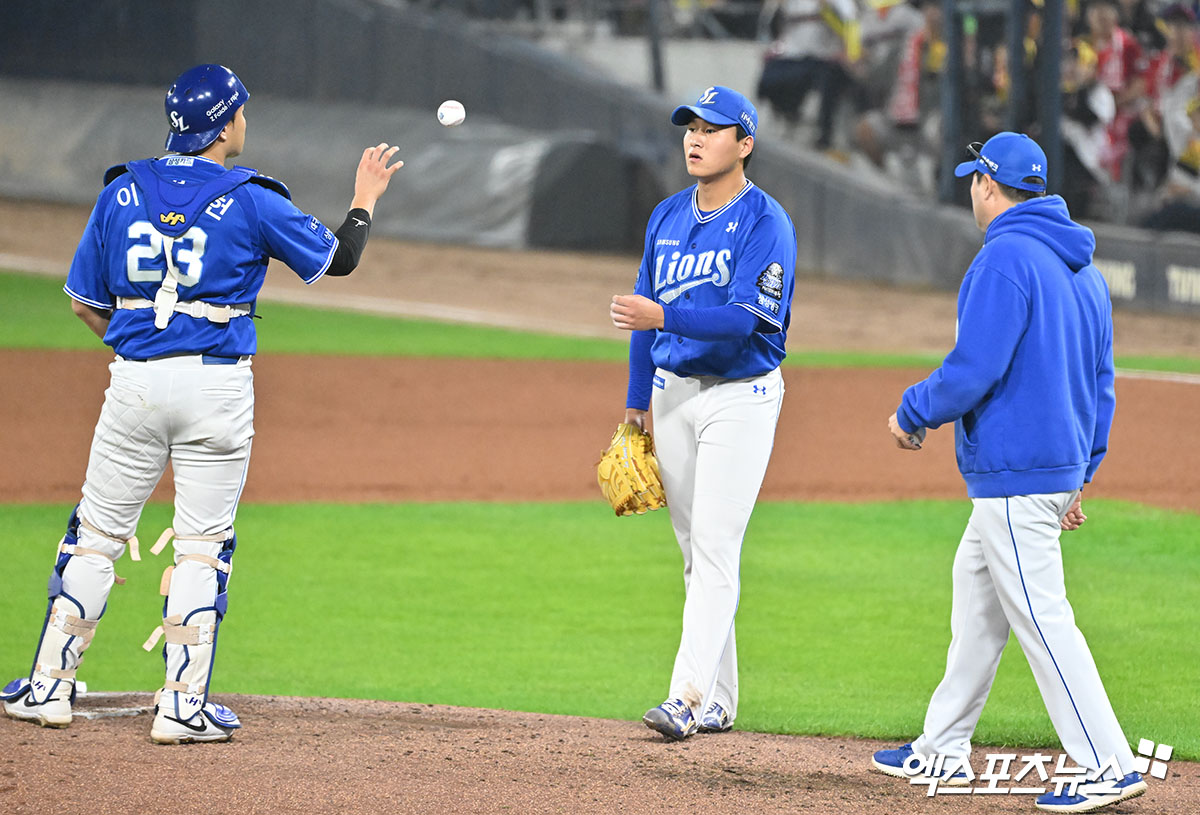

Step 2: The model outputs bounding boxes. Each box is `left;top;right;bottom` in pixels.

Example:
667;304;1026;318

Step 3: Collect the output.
437;100;466;127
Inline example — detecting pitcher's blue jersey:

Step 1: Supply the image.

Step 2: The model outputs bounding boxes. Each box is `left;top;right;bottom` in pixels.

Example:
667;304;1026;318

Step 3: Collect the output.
64;156;338;360
634;181;797;378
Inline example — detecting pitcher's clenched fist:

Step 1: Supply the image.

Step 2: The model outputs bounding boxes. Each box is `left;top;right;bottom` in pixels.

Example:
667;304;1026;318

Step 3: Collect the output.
611;294;665;331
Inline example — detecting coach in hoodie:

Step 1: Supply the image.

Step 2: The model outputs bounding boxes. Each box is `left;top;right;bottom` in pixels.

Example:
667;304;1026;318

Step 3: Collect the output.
871;133;1145;813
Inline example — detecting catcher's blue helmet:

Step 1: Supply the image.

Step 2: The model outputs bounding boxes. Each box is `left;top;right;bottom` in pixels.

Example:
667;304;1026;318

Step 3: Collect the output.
164;64;249;154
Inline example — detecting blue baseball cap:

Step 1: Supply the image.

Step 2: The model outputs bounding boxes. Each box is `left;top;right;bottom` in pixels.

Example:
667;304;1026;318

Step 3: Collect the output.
671;86;758;138
954;132;1047;192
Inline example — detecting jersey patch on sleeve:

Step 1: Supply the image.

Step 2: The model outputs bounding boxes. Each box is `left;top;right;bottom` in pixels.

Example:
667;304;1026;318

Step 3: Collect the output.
756;293;781;315
756;263;784;299
308;216;321;233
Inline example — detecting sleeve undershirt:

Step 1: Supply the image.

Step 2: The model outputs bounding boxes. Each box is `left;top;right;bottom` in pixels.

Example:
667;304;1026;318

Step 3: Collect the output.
625;329;655;410
661;303;758;340
325;208;372;276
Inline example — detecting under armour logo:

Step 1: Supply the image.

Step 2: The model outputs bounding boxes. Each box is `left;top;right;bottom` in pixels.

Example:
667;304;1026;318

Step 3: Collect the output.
753;384;768;395
169;111;189;132
160;212;186;226
726;221;738;233
1033;163;1042;172
698;87;718;105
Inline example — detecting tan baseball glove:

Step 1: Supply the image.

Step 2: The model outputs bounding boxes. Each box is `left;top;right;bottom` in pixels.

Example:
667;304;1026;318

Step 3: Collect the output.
596;423;668;516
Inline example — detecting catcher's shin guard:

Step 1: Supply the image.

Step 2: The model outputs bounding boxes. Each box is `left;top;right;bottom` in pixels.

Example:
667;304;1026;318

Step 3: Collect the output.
143;528;236;723
13;507;133;718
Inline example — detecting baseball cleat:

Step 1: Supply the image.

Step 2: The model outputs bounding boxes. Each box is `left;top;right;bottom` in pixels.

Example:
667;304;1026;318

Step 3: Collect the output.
643;698;697;741
697;701;733;733
2;676;72;728
871;743;970;786
150;701;241;744
1034;772;1146;813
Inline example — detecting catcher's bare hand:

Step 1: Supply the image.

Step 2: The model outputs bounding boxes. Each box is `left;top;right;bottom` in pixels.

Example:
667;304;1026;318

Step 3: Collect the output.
1061;493;1087;530
611;295;665;331
888;412;923;451
351;143;404;215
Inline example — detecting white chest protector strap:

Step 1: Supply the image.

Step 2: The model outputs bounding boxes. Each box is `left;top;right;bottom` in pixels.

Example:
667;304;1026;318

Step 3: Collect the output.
116;297;252;325
153;235;181;329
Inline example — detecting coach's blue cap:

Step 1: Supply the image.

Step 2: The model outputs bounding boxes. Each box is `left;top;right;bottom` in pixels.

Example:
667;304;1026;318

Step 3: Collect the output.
671;86;758;138
954;132;1047;192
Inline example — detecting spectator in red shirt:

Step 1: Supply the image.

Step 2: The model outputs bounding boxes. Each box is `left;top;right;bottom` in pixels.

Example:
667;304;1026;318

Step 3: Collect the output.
1129;3;1200;188
1082;0;1148;179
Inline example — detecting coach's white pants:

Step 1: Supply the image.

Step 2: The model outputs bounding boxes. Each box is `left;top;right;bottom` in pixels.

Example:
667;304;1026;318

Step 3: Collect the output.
652;367;784;722
913;492;1135;776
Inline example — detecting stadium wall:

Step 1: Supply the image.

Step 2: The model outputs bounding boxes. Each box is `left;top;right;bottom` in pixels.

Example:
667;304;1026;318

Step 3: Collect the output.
2;0;1198;313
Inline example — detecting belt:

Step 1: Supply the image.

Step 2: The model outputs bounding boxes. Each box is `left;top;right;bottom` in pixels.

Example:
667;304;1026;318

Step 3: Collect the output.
117;354;251;365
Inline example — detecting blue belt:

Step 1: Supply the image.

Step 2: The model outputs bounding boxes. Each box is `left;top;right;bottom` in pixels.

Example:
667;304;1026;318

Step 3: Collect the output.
201;355;242;365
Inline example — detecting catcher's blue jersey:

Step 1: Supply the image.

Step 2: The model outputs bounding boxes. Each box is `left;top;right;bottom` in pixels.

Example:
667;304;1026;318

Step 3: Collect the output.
633;181;797;378
65;156;338;360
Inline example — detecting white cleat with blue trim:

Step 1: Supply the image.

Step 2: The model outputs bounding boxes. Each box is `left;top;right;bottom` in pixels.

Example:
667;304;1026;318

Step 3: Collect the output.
150;700;241;744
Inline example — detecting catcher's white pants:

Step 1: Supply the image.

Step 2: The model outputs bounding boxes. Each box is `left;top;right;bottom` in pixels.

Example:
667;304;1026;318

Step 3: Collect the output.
913;492;1136;776
651;367;784;722
39;356;254;700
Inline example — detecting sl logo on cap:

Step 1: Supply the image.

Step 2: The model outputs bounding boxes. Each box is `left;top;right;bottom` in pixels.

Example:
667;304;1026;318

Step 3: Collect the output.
699;87;718;105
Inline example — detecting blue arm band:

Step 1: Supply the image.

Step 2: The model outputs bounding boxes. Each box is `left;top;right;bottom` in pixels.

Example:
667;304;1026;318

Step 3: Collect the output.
625;329;655;410
661;304;758;341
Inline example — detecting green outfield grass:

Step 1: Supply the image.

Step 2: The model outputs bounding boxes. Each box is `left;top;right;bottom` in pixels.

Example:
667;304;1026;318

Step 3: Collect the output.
2;499;1196;758
5;270;1198;372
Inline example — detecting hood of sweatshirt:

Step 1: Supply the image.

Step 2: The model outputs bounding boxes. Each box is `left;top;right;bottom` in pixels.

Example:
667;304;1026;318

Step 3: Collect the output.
983;194;1096;273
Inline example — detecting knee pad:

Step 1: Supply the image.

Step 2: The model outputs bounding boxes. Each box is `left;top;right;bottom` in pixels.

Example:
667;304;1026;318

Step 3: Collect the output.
26;506;135;703
142;527;236;721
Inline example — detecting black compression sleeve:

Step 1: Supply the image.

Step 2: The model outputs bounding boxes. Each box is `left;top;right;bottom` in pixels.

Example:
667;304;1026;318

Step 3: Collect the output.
325;208;372;276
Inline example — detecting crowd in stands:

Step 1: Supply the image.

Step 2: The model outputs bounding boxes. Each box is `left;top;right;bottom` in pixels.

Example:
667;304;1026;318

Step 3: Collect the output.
443;0;1200;229
753;0;1200;230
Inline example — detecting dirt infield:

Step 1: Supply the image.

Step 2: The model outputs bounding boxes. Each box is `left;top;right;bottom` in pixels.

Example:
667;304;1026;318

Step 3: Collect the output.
4;694;1197;815
3;350;1200;512
3;197;1198;813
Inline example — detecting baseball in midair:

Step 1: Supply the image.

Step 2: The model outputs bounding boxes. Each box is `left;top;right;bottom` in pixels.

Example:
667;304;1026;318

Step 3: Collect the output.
437;100;466;127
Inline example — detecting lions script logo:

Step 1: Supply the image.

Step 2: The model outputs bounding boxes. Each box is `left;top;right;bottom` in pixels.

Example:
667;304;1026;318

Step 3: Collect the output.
655;249;733;303
160;212;186;227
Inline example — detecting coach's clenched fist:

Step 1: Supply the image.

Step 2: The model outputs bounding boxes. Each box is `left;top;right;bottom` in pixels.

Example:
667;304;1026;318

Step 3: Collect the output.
610;294;665;331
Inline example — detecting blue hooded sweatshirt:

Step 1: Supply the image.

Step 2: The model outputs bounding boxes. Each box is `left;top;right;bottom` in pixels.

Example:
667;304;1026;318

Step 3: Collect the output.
897;195;1116;499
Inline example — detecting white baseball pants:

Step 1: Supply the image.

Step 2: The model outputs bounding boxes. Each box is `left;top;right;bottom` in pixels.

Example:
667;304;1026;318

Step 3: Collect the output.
651;367;784;721
42;355;254;703
913;492;1136;776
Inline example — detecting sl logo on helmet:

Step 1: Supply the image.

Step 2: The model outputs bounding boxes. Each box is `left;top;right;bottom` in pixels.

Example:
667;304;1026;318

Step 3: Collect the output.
160;212;186;226
169;111;190;133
